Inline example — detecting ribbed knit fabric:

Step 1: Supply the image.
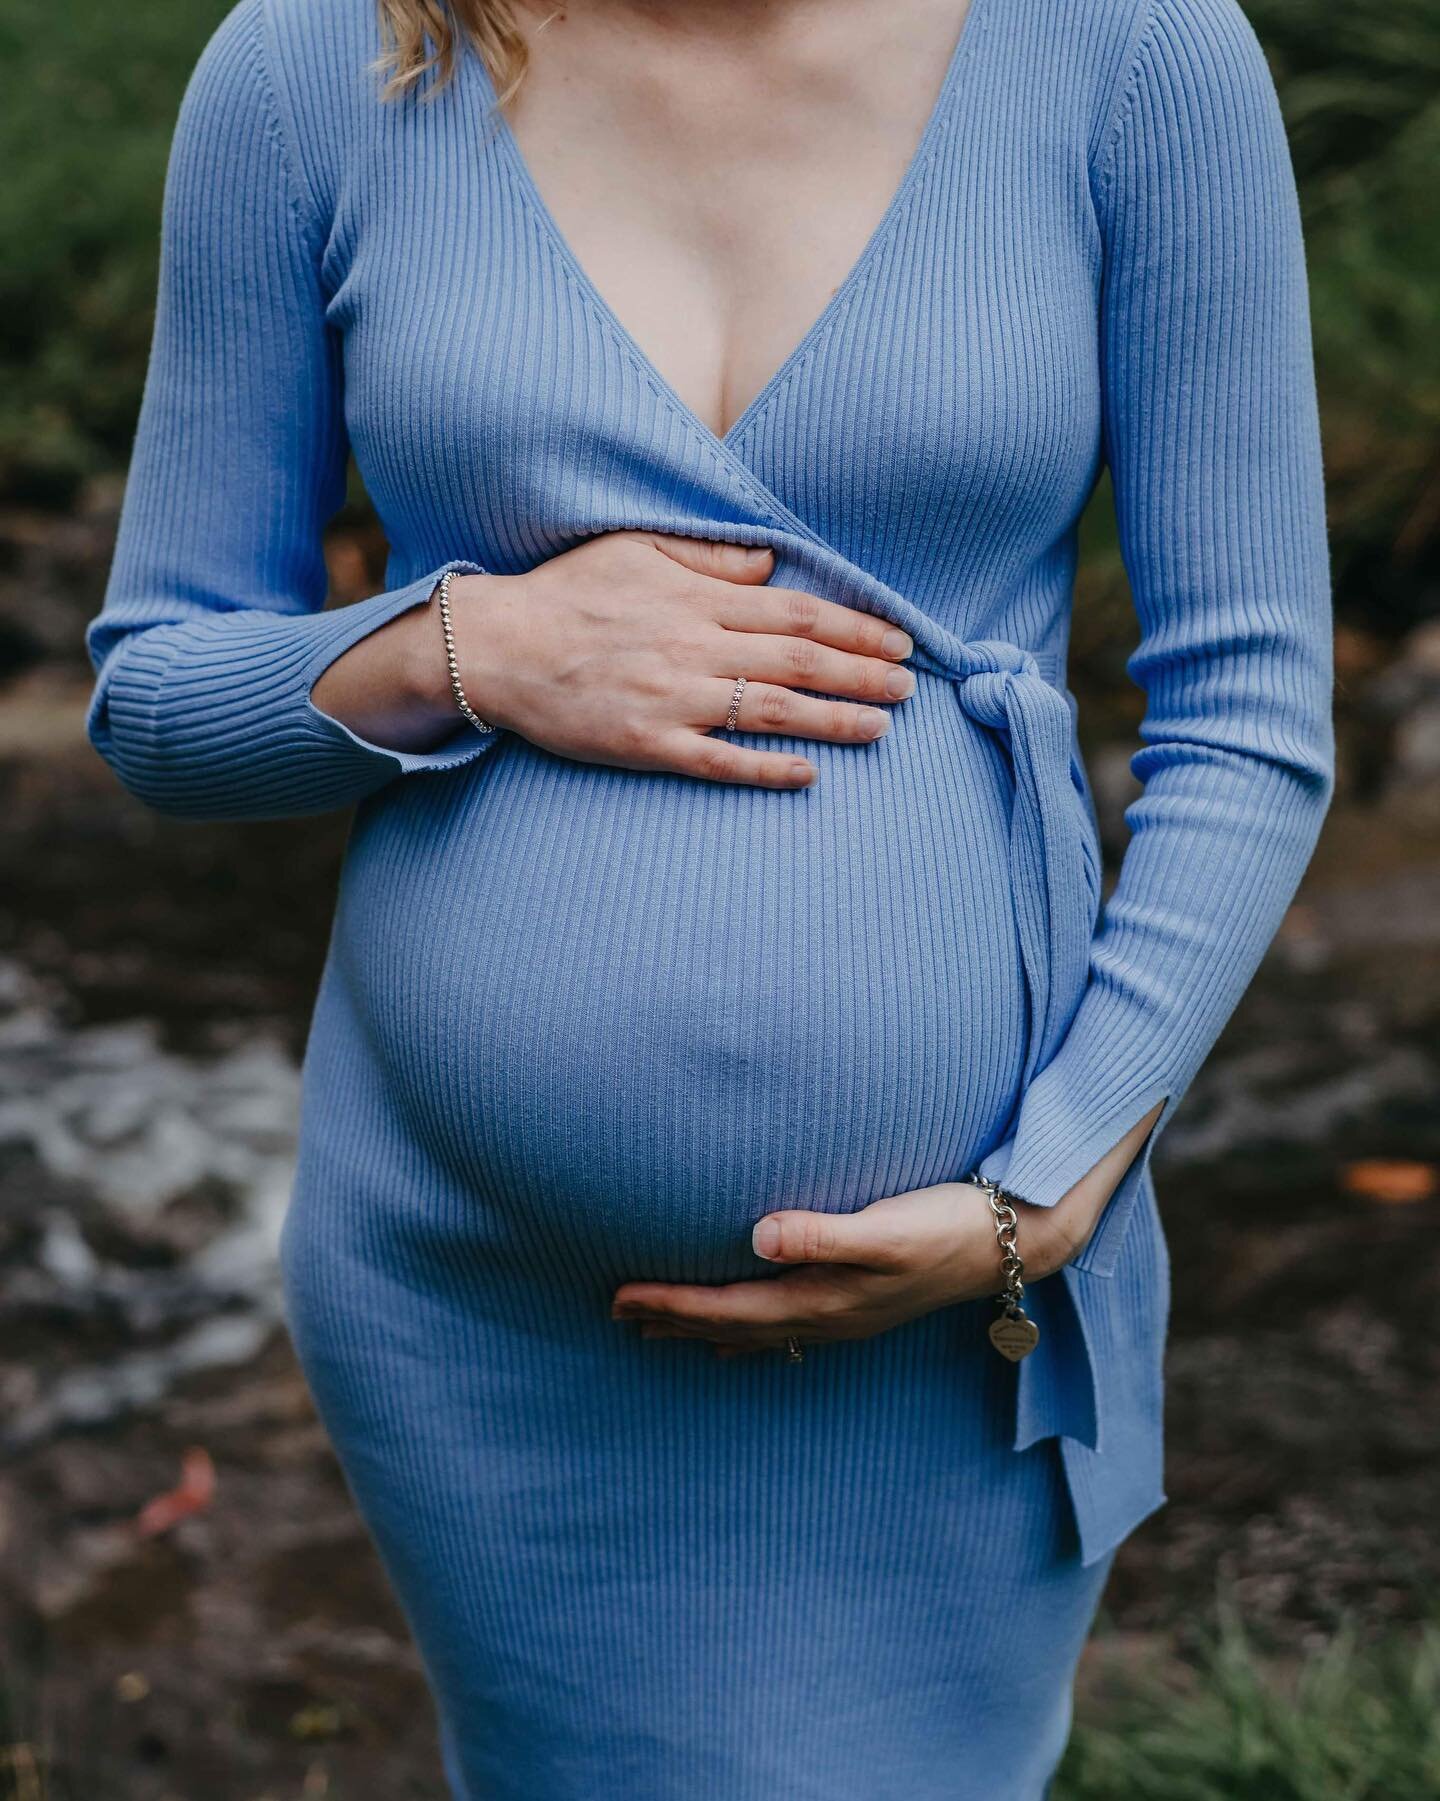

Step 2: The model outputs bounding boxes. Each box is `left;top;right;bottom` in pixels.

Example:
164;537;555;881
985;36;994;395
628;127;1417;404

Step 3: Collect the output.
83;0;1334;1792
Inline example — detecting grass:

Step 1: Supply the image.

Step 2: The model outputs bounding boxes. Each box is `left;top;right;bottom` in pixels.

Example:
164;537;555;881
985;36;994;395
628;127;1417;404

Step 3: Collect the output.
1055;1603;1440;1800
6;1606;1440;1799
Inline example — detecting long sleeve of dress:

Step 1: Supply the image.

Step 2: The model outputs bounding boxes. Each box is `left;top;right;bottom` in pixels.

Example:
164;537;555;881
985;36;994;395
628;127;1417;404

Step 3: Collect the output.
976;0;1335;1271
83;0;498;821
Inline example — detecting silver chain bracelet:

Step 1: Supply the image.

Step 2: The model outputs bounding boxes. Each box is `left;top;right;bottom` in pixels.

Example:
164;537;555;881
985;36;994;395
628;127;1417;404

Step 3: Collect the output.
966;1171;1041;1363
435;566;497;736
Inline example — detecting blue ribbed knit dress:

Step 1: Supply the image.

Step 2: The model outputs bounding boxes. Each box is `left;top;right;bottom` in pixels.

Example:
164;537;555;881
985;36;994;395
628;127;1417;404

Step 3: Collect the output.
84;0;1335;1792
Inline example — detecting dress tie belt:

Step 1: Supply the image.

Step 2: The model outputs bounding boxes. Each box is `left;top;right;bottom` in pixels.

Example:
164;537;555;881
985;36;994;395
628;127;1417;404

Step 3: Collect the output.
907;635;1101;1091
904;633;1108;1460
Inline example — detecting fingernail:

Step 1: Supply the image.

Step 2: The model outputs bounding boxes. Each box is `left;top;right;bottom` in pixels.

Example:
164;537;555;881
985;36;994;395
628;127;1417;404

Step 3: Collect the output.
752;1218;782;1259
786;760;815;786
885;668;915;699
882;629;913;658
858;708;889;739
744;544;772;562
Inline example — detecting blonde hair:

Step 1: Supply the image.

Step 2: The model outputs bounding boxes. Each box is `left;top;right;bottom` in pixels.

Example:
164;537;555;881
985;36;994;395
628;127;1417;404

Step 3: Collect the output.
371;0;531;107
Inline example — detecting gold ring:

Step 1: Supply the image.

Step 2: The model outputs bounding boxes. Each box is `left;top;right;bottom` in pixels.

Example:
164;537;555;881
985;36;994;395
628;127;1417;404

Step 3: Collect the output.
784;1334;805;1364
724;674;747;732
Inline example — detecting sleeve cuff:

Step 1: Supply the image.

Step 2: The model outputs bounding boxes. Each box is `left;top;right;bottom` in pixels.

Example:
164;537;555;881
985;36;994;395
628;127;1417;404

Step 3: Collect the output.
300;558;502;776
975;1066;1181;1279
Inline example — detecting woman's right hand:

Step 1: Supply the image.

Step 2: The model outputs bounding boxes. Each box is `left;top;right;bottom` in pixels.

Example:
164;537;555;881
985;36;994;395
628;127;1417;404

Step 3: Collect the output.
442;531;917;789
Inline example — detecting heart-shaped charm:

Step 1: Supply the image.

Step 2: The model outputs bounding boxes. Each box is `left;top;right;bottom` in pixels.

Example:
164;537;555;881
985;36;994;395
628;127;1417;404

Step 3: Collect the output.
988;1313;1040;1362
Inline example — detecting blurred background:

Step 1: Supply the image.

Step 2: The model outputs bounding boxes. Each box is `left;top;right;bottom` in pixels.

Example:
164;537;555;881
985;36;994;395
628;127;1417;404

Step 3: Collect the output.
2;0;1438;1796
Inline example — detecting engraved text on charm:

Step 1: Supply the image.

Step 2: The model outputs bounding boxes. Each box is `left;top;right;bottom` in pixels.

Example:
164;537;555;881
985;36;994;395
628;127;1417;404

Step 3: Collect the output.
988;1312;1041;1362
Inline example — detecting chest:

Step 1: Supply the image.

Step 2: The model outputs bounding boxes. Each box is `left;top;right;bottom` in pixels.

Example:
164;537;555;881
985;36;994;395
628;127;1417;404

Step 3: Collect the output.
490;1;986;445
323;1;1106;592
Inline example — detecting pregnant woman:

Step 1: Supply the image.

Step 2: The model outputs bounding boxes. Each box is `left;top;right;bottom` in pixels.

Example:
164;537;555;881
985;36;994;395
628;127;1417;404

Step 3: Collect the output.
85;0;1335;1792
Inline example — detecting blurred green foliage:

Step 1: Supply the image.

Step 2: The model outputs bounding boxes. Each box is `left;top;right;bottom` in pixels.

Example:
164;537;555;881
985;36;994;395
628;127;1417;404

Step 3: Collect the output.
1056;1602;1440;1799
2;0;1436;630
0;0;234;507
1253;0;1440;632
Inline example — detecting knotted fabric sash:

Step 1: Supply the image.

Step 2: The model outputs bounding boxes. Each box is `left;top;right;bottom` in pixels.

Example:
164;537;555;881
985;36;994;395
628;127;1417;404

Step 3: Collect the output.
907;633;1102;1093
904;632;1110;1476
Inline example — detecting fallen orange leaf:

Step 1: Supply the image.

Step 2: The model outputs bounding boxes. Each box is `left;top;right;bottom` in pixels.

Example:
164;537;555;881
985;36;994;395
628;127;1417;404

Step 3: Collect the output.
1340;1159;1438;1205
135;1447;216;1537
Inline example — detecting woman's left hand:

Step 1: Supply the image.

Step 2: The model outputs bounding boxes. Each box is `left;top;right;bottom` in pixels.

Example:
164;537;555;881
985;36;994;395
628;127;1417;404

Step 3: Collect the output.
609;1179;1106;1355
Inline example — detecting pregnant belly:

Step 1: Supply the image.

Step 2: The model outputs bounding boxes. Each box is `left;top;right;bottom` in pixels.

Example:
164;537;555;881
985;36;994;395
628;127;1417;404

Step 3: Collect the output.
325;673;1032;1285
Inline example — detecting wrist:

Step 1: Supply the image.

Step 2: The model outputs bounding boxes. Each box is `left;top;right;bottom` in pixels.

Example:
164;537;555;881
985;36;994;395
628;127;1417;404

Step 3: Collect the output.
961;1173;1101;1288
1015;1186;1106;1278
1009;1201;1074;1281
406;570;518;730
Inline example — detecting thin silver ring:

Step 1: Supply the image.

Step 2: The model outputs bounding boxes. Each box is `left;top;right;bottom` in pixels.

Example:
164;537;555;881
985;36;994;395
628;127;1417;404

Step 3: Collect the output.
724;674;748;732
784;1334;805;1364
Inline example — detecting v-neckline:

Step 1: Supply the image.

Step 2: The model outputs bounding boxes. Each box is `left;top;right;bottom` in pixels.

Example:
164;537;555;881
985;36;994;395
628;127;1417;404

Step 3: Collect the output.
472;0;991;457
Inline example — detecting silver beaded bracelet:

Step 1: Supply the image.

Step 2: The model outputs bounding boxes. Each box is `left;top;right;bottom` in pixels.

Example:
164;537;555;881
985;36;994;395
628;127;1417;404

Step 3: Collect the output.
434;566;497;735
